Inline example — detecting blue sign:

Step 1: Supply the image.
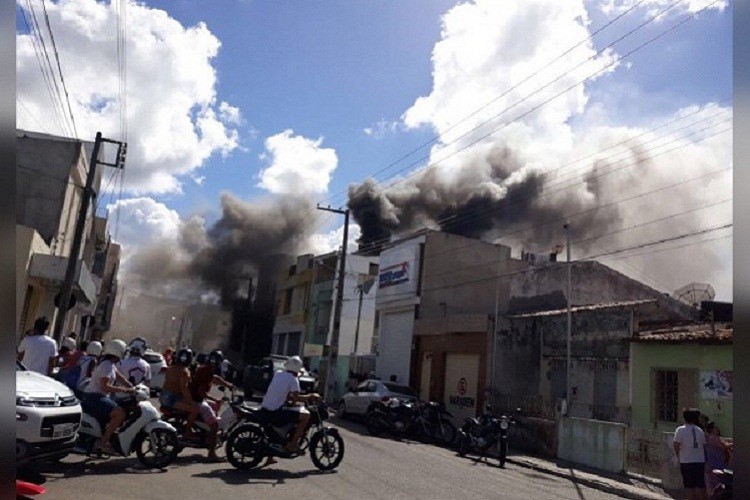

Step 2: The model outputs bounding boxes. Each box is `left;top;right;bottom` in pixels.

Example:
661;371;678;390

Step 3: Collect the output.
379;261;410;288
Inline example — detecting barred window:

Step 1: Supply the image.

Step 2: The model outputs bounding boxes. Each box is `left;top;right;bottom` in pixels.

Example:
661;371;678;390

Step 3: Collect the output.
655;370;678;422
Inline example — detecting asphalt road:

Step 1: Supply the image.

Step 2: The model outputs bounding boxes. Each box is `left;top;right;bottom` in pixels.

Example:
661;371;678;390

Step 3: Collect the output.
18;416;621;500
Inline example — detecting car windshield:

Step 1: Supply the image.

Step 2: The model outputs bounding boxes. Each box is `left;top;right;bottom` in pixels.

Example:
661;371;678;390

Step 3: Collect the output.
384;383;417;397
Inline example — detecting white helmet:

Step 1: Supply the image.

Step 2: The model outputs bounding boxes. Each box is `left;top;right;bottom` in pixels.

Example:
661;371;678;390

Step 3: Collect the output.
103;339;127;359
283;356;303;373
86;341;103;356
61;337;76;351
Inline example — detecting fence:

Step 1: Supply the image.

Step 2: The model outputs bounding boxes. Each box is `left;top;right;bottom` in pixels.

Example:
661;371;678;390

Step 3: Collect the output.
626;427;671;480
558;417;628;473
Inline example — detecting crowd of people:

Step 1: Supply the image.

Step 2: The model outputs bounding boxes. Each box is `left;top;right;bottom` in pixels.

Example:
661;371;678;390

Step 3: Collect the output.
17;316;235;462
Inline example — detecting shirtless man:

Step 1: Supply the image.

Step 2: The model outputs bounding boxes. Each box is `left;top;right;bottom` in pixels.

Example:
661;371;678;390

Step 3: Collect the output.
159;348;200;441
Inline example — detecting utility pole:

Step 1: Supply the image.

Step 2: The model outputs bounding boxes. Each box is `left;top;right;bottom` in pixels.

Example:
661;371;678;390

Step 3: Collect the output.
241;277;254;363
564;223;572;416
316;205;349;403
352;275;375;356
53;133;125;343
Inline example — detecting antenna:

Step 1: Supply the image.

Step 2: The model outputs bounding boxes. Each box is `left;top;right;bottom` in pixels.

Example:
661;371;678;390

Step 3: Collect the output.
672;282;716;309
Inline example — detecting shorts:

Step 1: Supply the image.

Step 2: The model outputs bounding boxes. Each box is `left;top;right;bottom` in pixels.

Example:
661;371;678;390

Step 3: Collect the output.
262;406;305;426
81;392;118;424
199;401;218;426
680;462;706;489
159;390;181;409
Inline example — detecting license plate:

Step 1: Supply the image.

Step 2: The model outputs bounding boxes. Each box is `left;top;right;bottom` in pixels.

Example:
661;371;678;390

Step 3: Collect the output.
53;423;76;439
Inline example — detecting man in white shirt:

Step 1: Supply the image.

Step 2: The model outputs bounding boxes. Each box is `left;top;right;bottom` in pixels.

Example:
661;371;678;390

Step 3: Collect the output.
260;356;320;459
17;317;57;376
119;339;152;386
673;408;707;500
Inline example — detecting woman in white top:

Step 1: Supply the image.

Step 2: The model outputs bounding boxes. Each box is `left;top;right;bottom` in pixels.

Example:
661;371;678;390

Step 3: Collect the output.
80;339;135;455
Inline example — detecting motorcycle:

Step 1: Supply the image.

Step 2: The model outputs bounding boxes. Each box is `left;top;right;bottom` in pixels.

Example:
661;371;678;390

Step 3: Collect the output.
710;468;733;500
162;386;254;454
75;384;179;469
420;401;457;446
225;402;344;471
17;480;45;498
456;405;516;468
365;397;432;442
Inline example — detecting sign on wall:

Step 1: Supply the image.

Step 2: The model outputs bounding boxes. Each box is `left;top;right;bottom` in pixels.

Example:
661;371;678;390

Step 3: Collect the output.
379;261;410;288
700;370;732;400
444;353;480;422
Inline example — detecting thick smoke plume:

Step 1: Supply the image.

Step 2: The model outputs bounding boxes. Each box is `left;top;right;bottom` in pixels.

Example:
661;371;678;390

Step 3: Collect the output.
347;143;626;252
126;193;313;306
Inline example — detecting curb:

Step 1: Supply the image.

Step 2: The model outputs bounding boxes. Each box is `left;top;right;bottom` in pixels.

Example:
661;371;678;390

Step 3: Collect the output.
506;457;669;500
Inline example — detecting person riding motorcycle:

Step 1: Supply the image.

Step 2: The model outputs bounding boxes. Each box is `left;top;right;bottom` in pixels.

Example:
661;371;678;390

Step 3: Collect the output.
260;356;321;465
79;339;135;455
119;338;152;387
159;348;201;442
188;349;234;462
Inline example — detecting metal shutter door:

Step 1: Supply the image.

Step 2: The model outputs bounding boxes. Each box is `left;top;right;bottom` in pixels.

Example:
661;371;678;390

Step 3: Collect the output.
444;353;480;423
376;310;413;385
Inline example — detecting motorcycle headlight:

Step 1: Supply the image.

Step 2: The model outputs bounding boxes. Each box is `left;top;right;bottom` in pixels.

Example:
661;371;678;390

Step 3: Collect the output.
500;420;509;430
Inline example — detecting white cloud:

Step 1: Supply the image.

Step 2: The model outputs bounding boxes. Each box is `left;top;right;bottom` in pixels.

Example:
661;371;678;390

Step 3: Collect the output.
257;129;338;195
16;0;241;194
600;0;728;18
363;119;403;138
107;197;181;251
389;0;732;299
307;223;362;256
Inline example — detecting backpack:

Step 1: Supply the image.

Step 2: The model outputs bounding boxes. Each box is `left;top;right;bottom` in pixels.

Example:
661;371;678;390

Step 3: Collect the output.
61;365;82;391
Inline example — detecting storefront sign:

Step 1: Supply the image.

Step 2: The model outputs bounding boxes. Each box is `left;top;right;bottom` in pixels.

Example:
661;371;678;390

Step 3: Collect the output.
379;261;410;288
700;370;732;399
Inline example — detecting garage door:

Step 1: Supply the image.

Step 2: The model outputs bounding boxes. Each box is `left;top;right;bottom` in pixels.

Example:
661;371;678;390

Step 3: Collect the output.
444;353;480;423
376;309;414;385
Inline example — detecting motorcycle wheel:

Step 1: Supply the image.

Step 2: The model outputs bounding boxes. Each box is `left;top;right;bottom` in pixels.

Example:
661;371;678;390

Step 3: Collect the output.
309;430;344;471
365;413;384;437
431;420;457;446
497;440;508;468
134;429;179;469
225;424;264;471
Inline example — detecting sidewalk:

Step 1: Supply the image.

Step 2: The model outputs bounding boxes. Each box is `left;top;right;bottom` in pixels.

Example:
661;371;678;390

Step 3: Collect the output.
506;454;677;500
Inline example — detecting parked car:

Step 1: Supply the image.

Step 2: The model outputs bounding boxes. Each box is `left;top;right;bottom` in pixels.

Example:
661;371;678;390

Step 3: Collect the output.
337;379;418;417
243;355;318;399
141;350;167;395
16;360;82;464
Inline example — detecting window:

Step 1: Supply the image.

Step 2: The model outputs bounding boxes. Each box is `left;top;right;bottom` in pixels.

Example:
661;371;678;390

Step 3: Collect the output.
286;332;301;356
283;288;293;315
652;368;697;423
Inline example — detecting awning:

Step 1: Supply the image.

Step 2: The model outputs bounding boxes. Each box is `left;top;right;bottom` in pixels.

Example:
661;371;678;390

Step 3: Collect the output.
27;253;98;305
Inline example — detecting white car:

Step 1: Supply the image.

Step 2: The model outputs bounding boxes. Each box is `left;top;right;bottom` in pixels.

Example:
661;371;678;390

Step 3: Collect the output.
16;361;82;463
142;350;167;394
337;379;419;417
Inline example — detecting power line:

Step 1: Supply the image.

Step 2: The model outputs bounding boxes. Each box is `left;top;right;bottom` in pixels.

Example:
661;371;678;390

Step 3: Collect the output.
605;232;732;261
17;98;50;133
40;0;79;139
319;0;660;206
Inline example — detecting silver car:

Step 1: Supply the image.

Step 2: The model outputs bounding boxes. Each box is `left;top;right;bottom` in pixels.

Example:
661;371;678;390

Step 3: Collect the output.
337;379;418;417
141;350;167;395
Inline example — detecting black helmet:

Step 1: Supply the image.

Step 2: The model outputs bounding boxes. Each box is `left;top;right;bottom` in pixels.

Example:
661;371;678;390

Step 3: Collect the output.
175;348;194;366
208;349;224;367
196;352;208;365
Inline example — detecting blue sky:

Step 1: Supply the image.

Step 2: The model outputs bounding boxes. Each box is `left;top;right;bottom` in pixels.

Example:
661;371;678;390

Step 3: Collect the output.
16;0;733;300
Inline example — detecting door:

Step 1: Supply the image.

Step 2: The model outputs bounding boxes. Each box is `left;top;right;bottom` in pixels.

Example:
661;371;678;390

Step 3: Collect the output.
420;353;432;401
376;310;414;385
444;353;480;423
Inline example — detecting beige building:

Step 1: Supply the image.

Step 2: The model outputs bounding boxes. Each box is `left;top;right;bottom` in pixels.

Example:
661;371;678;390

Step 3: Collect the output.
16;130;119;342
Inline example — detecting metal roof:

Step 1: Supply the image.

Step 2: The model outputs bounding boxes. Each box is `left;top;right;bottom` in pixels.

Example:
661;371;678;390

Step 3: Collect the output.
507;299;657;319
632;322;733;344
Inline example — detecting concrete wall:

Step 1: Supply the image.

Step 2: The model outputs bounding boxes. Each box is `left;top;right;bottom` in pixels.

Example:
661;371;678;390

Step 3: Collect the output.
420;232;527;318
558;417;628;473
15;225;52;339
631;342;733;437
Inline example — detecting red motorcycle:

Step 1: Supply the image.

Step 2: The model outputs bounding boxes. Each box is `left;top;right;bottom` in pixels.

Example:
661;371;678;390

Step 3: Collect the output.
17;480;46;498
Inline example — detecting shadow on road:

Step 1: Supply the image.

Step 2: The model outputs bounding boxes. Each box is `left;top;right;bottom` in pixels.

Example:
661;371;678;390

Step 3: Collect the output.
193;467;334;486
17;455;169;485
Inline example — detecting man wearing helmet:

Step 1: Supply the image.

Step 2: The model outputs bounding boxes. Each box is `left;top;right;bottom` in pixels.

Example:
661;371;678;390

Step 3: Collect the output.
80;339;135;455
160;348;201;442
261;356;321;459
76;341;102;390
119;339;152;387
